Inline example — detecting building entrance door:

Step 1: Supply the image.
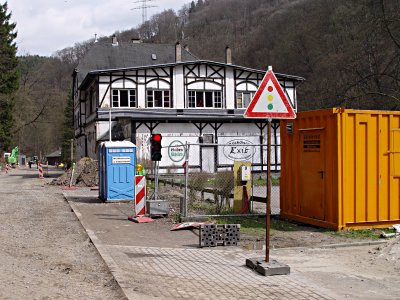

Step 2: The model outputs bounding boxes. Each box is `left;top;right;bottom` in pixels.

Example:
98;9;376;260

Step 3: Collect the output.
299;129;325;220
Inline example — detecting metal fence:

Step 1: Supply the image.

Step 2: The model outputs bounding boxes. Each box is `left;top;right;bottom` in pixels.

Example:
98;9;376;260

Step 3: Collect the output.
140;142;281;218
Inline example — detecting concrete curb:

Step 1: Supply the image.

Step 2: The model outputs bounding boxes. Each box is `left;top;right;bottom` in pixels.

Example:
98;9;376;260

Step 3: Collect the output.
272;240;387;252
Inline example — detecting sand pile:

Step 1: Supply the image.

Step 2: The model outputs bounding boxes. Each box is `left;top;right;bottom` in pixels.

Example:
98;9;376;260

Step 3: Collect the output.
51;157;98;187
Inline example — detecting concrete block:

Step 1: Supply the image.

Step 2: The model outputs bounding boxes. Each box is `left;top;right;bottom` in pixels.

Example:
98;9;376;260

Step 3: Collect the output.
246;257;290;276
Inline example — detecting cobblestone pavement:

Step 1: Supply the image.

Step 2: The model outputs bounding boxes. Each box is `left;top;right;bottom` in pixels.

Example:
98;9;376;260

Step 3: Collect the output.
105;245;332;300
63;188;336;300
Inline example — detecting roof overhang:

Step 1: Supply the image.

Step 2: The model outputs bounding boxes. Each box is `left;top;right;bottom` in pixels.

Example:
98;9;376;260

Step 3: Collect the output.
97;108;258;122
78;60;305;90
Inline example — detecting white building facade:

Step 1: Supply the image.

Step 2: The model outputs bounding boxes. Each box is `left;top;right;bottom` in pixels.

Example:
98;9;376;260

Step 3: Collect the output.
72;40;303;172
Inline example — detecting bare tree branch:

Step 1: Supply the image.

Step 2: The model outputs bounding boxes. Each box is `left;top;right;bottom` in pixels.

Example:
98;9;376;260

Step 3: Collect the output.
380;0;400;50
13;98;50;134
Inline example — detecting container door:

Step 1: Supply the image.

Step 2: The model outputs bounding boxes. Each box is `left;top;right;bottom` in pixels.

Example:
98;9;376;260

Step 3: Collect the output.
299;129;325;220
392;129;400;177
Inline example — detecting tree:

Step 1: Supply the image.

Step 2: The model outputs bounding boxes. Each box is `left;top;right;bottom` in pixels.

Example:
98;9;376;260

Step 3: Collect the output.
12;55;73;158
61;92;74;165
0;2;18;155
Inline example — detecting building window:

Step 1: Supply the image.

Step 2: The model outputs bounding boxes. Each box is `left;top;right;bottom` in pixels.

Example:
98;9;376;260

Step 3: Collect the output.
147;90;171;108
236;92;254;109
112;89;136;107
187;91;223;108
90;89;97;113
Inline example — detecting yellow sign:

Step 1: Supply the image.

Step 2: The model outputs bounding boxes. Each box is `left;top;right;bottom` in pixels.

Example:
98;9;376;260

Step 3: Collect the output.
233;161;252;213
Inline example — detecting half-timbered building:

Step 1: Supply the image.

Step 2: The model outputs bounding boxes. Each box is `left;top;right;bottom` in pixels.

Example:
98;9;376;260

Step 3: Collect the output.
72;37;304;171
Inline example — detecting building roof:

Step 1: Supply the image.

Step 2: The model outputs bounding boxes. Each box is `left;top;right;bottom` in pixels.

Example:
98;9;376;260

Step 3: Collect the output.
75;41;198;86
88;60;305;82
46;150;62;158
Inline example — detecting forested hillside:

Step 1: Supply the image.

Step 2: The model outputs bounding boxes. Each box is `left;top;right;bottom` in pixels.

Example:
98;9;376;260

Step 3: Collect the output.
123;0;400;111
13;56;74;157
9;0;400;157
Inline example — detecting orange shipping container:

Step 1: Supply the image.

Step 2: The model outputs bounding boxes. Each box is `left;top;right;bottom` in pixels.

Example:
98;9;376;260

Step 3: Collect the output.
280;108;400;230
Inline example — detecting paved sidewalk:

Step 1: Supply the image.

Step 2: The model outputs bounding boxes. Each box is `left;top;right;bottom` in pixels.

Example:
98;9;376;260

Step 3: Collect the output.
63;188;334;300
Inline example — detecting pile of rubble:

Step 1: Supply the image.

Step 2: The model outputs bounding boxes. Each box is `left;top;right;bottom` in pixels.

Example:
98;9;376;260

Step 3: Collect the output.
50;157;98;187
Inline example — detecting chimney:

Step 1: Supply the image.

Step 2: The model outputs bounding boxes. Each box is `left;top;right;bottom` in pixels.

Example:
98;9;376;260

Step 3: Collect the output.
175;42;182;63
225;46;232;65
112;34;118;46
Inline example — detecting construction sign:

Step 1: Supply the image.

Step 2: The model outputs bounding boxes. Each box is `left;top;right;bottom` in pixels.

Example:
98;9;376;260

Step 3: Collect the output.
244;67;296;119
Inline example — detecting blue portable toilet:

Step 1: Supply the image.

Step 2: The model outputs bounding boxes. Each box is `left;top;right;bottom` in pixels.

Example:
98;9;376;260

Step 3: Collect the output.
99;141;136;201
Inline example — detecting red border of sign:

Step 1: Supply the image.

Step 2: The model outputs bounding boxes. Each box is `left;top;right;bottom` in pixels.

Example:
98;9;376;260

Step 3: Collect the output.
244;70;296;119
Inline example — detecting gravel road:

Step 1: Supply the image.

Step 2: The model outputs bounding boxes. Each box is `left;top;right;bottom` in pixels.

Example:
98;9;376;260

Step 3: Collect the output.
0;167;126;299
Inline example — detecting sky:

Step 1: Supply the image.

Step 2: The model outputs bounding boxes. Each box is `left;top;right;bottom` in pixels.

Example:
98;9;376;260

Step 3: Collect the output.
4;0;190;57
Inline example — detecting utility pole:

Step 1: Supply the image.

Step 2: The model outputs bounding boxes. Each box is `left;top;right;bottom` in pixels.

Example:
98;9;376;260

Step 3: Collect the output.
131;0;158;24
70;139;74;163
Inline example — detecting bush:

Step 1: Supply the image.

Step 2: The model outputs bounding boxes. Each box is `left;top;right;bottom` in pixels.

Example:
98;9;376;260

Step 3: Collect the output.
214;171;234;213
188;172;211;202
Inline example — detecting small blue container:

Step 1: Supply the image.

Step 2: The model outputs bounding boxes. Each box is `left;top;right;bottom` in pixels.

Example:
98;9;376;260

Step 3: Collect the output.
98;141;136;201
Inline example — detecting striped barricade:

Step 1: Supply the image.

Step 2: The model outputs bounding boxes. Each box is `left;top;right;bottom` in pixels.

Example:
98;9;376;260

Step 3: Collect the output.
135;175;146;216
38;163;44;179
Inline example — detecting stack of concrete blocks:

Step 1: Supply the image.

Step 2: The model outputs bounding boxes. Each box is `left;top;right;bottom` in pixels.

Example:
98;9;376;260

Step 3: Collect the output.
199;224;240;247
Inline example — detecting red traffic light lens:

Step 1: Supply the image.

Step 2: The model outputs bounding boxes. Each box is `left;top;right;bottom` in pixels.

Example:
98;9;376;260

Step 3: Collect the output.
152;134;162;142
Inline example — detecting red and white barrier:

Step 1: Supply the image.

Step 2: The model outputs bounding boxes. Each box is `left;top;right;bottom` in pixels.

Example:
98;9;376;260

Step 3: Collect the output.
135;175;146;216
38;163;44;179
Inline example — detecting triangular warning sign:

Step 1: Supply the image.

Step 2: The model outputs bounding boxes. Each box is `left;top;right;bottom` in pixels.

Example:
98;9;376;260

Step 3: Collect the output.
244;69;296;119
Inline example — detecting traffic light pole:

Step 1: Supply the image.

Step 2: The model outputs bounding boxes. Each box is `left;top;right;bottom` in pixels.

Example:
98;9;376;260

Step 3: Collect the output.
183;142;190;217
154;161;159;200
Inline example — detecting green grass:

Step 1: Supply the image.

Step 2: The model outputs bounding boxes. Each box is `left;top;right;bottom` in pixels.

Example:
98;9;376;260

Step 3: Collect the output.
190;201;217;213
191;175;280;188
325;228;397;240
215;216;298;238
215;217;396;240
146;180;155;189
252;177;280;186
216;217;265;238
190;201;236;215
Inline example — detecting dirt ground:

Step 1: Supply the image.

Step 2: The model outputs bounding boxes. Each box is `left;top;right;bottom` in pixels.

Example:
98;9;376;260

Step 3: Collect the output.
274;239;400;300
1;167;400;299
155;185;393;249
0;167;126;299
155;184;400;299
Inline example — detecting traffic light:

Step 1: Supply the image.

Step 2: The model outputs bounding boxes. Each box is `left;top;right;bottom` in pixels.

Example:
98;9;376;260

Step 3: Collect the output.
150;133;162;161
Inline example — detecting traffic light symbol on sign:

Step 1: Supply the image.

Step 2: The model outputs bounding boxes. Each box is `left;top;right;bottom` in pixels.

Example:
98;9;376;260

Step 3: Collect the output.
151;134;162;161
267;85;274;111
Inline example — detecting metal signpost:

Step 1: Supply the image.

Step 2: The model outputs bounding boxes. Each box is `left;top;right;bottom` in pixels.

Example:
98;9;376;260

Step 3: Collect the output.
266;118;271;262
244;66;296;276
